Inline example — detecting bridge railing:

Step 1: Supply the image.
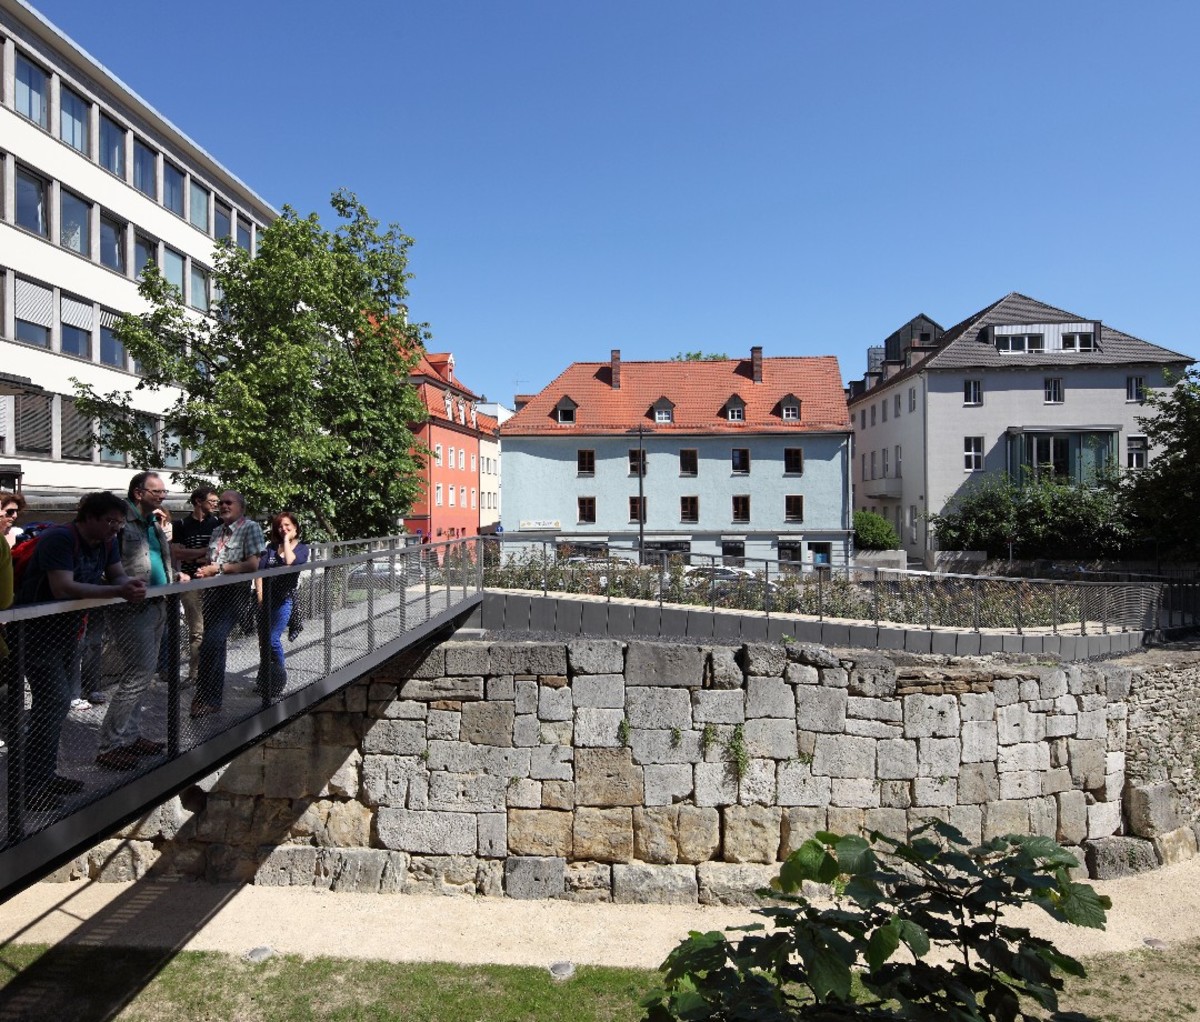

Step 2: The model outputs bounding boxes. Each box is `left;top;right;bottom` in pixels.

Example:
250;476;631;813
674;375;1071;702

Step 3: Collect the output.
0;537;481;852
480;539;1197;635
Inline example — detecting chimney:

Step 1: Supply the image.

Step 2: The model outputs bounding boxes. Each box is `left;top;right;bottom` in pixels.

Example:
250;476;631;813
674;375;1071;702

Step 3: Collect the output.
750;345;763;384
610;349;621;390
514;394;533;412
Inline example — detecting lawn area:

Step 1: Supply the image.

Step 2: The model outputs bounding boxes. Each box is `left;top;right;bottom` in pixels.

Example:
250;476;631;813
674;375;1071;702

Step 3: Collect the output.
3;939;1200;1021
0;944;652;1022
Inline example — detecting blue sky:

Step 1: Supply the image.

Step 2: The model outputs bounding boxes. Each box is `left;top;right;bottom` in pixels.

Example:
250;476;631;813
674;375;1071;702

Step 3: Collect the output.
31;0;1200;406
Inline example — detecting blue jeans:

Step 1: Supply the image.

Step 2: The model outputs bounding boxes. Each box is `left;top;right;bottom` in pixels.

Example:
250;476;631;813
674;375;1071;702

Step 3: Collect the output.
99;601;165;752
23;616;81;791
195;587;242;708
257;595;293;697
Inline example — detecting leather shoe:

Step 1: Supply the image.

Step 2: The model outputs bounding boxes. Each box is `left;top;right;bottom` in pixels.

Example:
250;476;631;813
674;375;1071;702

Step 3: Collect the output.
130;737;166;756
95;748;140;771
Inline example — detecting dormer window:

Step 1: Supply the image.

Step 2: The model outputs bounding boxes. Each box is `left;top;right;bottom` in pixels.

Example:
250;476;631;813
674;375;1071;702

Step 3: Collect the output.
443;392;453;416
651;396;675;424
655;408;672;423
725;396;746;422
995;333;1045;354
1062;332;1095;352
780;393;801;421
555;396;578;424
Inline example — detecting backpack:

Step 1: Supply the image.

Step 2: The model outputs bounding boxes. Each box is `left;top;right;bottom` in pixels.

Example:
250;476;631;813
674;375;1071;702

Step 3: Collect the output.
13;526;83;601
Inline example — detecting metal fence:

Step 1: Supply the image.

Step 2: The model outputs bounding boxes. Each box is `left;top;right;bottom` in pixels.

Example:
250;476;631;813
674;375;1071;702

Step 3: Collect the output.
0;538;481;851
480;539;1198;636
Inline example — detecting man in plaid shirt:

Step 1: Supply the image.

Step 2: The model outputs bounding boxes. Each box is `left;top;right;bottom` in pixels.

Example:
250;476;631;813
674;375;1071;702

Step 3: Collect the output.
190;490;265;717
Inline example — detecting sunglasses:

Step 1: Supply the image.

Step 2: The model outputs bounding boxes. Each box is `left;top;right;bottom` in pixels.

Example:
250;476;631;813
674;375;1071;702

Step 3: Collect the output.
219;500;237;506
2;509;18;518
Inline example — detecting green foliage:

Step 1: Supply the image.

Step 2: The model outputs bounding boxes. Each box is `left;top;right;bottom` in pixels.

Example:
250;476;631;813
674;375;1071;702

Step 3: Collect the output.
700;724;718;758
642;823;1110;1022
853;511;900;551
618;717;631;747
928;475;1129;560
1123;367;1200;557
670;351;730;361
724;724;749;781
72;190;428;540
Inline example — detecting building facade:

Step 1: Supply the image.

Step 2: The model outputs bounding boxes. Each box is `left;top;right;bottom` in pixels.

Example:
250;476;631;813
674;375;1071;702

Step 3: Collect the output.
0;0;275;509
500;348;854;566
476;411;501;532
848;293;1193;560
404;352;491;544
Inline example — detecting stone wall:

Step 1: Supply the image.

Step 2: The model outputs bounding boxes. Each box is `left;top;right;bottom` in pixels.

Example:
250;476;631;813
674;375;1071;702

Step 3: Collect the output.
53;640;1200;899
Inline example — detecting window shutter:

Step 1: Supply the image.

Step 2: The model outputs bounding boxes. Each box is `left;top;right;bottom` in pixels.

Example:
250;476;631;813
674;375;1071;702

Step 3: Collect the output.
15;394;52;456
15;279;53;326
61;295;95;329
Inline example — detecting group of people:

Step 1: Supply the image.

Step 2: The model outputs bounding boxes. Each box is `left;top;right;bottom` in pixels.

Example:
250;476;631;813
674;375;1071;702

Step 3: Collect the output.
0;475;309;810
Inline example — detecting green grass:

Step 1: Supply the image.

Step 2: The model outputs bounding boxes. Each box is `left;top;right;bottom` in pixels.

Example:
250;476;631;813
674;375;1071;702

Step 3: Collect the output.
0;944;653;1022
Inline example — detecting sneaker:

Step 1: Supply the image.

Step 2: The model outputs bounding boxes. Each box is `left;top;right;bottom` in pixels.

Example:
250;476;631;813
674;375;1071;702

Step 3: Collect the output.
129;737;166;756
70;698;91;711
88;691;107;704
95;748;140;771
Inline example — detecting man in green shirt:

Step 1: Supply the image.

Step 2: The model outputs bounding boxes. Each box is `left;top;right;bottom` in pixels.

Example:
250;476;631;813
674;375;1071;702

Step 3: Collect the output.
95;471;182;771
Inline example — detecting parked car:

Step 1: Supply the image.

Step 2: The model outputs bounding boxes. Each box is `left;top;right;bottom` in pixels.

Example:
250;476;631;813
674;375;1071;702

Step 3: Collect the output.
348;560;412;591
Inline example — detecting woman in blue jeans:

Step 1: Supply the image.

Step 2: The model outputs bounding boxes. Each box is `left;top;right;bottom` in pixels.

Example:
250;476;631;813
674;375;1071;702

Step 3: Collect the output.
254;512;308;698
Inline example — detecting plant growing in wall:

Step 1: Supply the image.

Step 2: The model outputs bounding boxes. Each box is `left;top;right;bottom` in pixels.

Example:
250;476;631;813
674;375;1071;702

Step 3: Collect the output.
642;822;1109;1022
724;724;749;781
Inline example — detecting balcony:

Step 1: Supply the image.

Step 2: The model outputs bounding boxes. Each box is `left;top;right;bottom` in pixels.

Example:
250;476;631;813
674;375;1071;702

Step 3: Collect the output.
863;475;903;499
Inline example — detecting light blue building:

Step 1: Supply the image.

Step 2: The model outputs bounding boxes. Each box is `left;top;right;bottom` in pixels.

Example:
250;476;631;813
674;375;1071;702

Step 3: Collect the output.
500;348;854;566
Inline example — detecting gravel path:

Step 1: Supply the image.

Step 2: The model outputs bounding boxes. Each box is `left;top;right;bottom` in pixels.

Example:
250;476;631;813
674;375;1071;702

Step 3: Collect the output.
2;858;1199;969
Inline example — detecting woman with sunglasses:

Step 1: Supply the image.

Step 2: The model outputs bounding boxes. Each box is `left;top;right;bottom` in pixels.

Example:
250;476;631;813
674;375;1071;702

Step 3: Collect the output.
2;492;26;548
254;512;309;698
0;492;16;750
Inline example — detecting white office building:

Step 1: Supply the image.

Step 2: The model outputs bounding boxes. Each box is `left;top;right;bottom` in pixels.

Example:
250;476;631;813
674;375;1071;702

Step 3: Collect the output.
0;0;275;509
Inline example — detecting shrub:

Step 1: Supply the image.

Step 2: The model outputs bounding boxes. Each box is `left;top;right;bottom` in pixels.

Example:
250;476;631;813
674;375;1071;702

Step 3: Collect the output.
641;823;1109;1021
854;511;899;551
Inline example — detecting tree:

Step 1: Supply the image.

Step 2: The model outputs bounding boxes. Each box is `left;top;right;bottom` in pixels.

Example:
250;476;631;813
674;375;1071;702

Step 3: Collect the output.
928;475;1129;560
670;351;729;361
73;191;429;541
853;510;899;550
1123;368;1200;558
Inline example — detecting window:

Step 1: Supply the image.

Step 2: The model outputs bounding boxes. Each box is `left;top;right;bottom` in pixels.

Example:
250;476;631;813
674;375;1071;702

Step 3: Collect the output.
894;394;901;417
870;404;877;426
434;444;443;466
679;449;697;476
727;405;744;422
784;448;803;474
163;163;185;216
577;449;594;476
60;295;93;358
99;214;125;272
100;321;126;369
471;488;476;508
458;449;465;469
578;496;596;523
1126;376;1145;402
628;449;646;476
60;190;91;254
100;440;125;465
964;436;984;472
557;405;575;424
785;495;804;522
882;448;889;476
964;379;982;406
859;409;866;429
236;220;251;252
782;402;800;421
435;483;443;506
163;247;185;296
732;495;750;523
135;234;157;274
460;485;466;506
189;180;209;231
190;265;209;312
471;453;476;471
14;55;48;127
61;398;93;462
16;168;48;236
215;203;232;240
731;448;750;474
655;407;673;423
908;387;916;412
870;451;876;479
680;496;698;523
860;452;867;479
881;400;888;422
1044;378;1063;404
448;486;455;507
133;139;157;198
99;114;126;176
14;279;52;348
995;333;1045;353
60;86;89;152
15;394;52;457
895;444;902;478
1127;435;1147;470
1062;332;1095;351
629;496;645;523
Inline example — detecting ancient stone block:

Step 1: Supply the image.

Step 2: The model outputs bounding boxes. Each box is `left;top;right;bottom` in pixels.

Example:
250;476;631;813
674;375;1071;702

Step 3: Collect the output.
876;739;918;780
820;667;849;688
1153;826;1198;866
959;692;995;721
960;721;998;763
506;778;541;808
746;677;793;718
569;639;625;675
786;643;840;668
957;762;999;804
424;709;458;742
542;780;574;810
697;863;779;905
1088;801;1122;840
948;804;983;844
1044;714;1078;739
1056;790;1088;846
627;687;692;730
744;718;798;759
85;839;160;882
903;694;960;738
574;708;625;748
564;861;613;902
780;807;827;855
460;701;515;747
740;643;787;677
406;854;483;896
996;704;1045;745
361;755;422;808
692;690;745;724
1076;708;1107;741
917;737;961;778
399;676;484;702
706;646;743;689
831;777;879;808
777;762;831;806
428;772;507;813
505;855;565;899
444;642;491;676
912;776;956;807
376;808;476;855
826;806;865;836
847;654;897;698
847;696;902;722
998;742;1050;773
796;687;848;734
1126;782;1181;839
1068;738;1107;792
739;759;777;806
538;685;573;721
1027;795;1057;838
644;764;693;806
1084;836;1157;879
263;748;315;799
812;734;875;778
724;805;783;863
487;675;516;701
694;761;739;806
572;674;625;708
785;662;820;686
325;849;409;894
613;863;698;904
507;809;573;856
982;800;1029;840
863;807;907;843
254;846;318;887
630;729;702;766
575;748;643;806
515;678;538;714
574;807;634;862
845;719;903;739
427;742;531;777
626;641;704;687
879;780;912;808
530;745;573;781
490;642;568;676
999;771;1040;800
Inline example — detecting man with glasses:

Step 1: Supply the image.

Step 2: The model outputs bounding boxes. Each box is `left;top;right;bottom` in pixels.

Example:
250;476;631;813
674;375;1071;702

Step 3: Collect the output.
95;472;181;771
15;492;145;809
190;490;264;717
170;487;220;687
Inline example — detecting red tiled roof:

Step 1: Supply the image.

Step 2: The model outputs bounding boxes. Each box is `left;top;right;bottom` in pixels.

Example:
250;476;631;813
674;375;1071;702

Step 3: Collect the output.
411;351;480;400
476;411;500;435
501;356;850;436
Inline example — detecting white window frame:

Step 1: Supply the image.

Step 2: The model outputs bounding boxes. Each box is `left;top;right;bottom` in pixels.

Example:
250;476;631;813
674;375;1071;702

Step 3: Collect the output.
964;379;982;406
964;436;984;472
435;483;443;506
727;405;744;422
781;403;799;421
434;443;442;466
1127;435;1148;470
655;407;673;423
1126;376;1145;402
1044;378;1063;404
